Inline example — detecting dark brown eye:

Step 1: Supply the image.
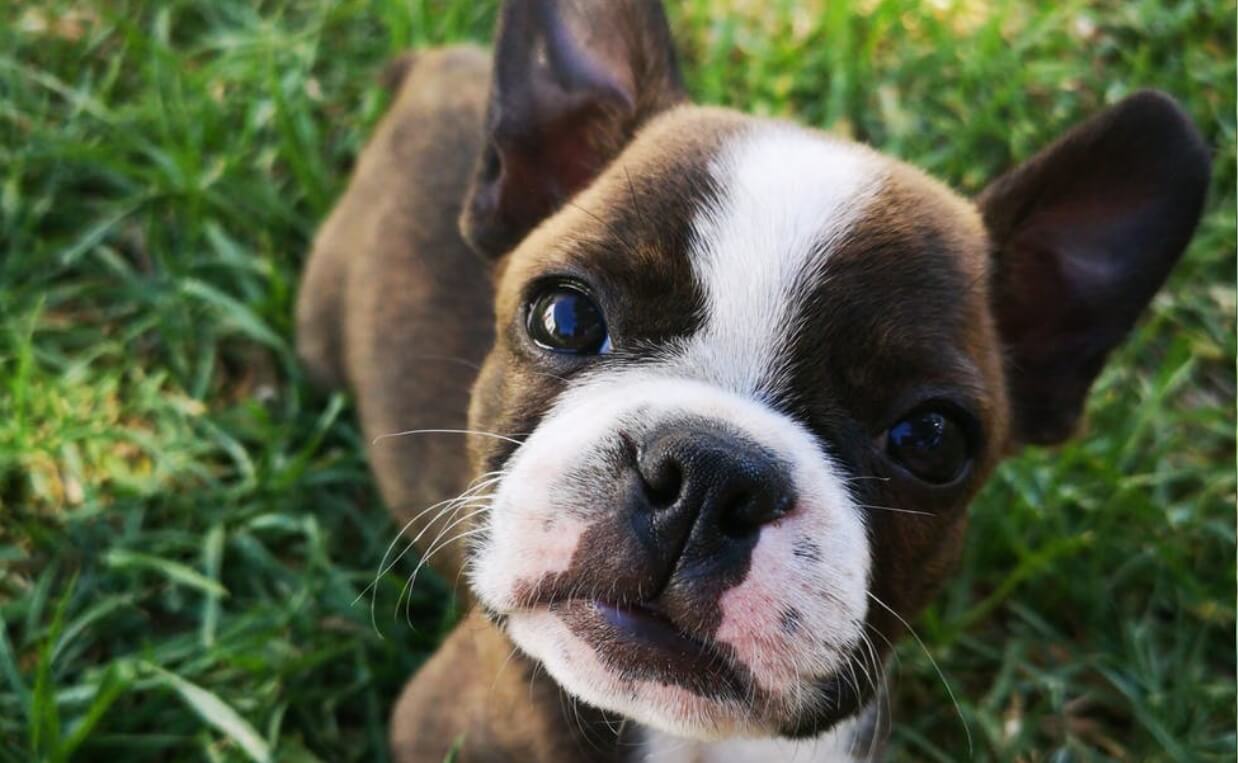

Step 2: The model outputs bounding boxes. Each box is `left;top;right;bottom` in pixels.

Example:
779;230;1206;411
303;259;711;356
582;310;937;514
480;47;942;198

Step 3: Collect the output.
526;285;609;354
886;408;970;484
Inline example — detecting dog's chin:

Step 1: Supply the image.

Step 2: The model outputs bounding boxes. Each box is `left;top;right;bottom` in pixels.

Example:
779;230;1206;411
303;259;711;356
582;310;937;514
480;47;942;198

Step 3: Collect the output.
503;602;866;740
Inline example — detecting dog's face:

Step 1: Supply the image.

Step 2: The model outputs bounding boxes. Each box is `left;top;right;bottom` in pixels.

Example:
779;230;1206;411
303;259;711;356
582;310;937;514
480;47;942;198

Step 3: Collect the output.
469;109;1006;736
456;0;1208;742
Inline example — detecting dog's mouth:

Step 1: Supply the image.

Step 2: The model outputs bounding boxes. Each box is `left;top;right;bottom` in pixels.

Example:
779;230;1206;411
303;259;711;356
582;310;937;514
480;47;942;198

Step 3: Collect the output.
522;597;751;699
593;600;722;671
596;600;702;654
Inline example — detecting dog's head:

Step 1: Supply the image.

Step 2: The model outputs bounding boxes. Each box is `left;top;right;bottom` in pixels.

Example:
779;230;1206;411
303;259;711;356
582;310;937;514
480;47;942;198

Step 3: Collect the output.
458;0;1209;740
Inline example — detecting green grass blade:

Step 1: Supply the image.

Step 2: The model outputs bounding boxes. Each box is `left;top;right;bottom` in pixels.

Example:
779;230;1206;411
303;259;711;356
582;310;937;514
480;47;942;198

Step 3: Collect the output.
145;664;272;763
103;550;229;598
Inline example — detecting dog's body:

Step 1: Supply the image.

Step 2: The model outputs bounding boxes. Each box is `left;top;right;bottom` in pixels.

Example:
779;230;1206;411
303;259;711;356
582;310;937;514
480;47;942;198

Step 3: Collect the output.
299;46;492;593
297;3;1209;761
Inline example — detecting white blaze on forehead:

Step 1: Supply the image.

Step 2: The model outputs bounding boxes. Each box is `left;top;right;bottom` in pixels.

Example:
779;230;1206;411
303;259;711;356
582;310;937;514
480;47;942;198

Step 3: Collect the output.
683;124;885;395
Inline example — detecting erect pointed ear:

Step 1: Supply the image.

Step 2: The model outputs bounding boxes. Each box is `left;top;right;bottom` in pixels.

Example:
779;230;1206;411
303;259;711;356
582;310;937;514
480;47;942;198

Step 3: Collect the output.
980;90;1211;445
460;0;686;257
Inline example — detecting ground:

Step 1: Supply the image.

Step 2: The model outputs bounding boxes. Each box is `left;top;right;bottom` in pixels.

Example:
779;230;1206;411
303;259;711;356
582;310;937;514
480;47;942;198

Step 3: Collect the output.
1;0;1234;760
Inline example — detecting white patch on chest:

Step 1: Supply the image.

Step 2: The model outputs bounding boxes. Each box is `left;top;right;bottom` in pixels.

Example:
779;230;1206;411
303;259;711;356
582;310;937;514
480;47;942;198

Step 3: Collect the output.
677;123;885;397
639;711;873;763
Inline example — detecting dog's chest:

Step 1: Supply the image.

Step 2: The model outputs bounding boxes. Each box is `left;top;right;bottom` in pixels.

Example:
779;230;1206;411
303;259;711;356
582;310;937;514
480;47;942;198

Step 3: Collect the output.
638;717;872;763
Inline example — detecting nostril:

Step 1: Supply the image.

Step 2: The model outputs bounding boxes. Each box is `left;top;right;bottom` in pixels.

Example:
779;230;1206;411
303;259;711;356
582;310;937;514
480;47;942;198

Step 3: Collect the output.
640;457;683;508
635;425;795;549
717;489;755;538
719;484;795;537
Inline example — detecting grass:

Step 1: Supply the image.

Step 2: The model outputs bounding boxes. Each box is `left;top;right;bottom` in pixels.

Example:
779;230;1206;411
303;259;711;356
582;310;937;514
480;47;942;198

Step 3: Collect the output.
0;0;1232;760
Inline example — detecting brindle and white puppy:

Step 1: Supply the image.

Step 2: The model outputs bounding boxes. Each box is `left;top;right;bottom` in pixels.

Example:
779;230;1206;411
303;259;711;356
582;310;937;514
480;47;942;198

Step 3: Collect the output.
296;1;1210;760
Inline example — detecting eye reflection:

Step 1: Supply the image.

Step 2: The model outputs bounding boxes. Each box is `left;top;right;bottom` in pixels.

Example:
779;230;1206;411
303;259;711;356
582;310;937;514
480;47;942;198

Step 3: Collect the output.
526;285;609;354
885;408;969;484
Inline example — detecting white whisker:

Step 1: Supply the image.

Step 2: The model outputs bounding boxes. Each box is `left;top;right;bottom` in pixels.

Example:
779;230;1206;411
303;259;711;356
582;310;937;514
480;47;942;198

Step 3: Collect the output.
858;503;934;517
867;591;972;755
400;514;493;626
360;470;506;637
360;475;504;602
401;523;493;627
372;427;527;446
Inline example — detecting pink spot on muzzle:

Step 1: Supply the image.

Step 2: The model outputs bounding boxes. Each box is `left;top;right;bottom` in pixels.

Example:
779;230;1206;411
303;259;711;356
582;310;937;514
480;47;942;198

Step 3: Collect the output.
715;522;801;692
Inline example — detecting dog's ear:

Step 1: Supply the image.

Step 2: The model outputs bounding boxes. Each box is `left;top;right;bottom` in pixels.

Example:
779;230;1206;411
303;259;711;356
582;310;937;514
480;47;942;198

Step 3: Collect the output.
461;0;686;257
979;90;1210;445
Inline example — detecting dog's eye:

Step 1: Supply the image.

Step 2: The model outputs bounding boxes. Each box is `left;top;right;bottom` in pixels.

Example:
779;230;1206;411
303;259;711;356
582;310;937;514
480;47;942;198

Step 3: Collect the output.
885;408;970;484
526;284;609;354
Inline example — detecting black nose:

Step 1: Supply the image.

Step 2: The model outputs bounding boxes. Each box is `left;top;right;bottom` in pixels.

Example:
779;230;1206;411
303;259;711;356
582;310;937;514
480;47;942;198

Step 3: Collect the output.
635;424;795;550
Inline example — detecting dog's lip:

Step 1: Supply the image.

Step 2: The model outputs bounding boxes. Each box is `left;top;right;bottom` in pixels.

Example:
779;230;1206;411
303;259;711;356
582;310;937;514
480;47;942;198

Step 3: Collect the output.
518;597;748;696
522;597;709;652
510;593;712;653
592;600;708;654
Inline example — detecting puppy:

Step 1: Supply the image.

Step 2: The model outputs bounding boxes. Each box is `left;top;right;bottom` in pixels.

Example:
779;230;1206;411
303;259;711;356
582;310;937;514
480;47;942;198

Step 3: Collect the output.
296;1;1210;760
